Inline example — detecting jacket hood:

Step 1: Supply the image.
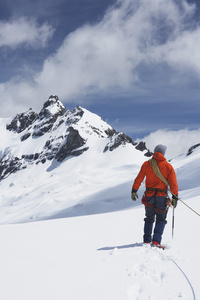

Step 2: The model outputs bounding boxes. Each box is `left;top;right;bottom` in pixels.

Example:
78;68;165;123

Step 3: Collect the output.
153;152;166;162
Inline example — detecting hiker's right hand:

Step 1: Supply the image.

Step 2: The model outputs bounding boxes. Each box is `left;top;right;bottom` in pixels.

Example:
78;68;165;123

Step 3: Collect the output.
131;191;138;201
172;195;178;208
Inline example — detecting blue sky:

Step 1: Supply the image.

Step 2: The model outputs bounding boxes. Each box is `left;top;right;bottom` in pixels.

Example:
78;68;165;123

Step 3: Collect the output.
0;0;200;141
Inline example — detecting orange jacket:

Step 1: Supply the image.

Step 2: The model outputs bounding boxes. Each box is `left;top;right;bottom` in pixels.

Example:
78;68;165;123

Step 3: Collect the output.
132;152;178;197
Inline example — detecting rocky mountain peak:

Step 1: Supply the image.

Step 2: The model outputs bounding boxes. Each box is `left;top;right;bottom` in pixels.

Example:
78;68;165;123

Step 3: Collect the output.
32;95;66;137
6;95;67;139
0;96;151;180
6;108;38;134
39;95;66;120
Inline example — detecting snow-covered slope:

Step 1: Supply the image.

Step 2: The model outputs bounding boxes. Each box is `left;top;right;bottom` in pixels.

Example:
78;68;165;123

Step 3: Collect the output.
0;195;199;300
0;95;200;299
172;144;200;191
0;94;199;225
0;95;151;224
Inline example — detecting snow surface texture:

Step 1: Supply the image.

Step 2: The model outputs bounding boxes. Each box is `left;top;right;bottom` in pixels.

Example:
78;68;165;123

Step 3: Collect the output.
0;96;200;299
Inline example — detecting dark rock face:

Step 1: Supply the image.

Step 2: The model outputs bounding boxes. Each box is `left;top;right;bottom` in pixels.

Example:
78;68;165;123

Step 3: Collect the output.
135;141;146;151
32;95;66;137
103;135;152;156
104;132;136;152
6;109;38;133
187;143;200;156
105;128;117;137
21;132;31;142
135;141;153;157
0;97;90;180
0;156;23;180
56;127;88;162
144;150;153;157
6;95;66;138
0;95;149;180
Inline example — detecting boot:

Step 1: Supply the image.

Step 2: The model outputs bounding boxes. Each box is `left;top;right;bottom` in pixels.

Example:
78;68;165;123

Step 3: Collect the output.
153;221;165;244
151;241;164;250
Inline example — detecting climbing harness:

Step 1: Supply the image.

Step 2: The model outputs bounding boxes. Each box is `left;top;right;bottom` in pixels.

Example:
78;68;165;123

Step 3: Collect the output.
143;187;169;213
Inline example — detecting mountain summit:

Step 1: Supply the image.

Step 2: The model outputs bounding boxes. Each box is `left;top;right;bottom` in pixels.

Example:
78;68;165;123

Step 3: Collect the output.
0;95;199;224
0;95;151;181
0;95;153;223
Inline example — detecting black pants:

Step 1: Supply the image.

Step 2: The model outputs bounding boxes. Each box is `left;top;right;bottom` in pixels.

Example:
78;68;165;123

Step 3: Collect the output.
143;196;168;244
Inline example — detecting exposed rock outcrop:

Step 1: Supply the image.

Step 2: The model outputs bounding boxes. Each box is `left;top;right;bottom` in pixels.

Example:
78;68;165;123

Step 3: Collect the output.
0;95;150;180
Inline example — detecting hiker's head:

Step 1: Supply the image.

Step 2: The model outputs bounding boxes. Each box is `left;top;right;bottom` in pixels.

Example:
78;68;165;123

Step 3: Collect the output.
154;144;167;156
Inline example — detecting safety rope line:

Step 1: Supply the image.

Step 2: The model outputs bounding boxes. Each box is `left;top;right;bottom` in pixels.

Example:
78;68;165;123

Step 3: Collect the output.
170;190;200;217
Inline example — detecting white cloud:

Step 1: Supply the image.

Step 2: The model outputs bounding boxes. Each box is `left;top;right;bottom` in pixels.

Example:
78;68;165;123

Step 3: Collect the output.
0;79;42;117
140;129;200;160
34;0;198;98
0;0;200;117
0;17;54;49
150;27;200;77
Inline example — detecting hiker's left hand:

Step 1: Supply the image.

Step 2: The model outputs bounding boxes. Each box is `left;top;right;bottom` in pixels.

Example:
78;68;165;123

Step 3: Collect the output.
172;195;178;208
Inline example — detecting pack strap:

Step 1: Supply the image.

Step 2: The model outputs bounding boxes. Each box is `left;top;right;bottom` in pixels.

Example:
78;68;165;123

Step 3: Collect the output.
148;158;169;187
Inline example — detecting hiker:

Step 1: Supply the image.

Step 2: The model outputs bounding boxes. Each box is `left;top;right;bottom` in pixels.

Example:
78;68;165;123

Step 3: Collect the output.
131;144;178;249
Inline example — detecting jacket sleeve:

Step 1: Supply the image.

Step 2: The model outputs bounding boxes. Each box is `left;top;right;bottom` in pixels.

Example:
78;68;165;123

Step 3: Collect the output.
132;162;147;191
168;164;178;195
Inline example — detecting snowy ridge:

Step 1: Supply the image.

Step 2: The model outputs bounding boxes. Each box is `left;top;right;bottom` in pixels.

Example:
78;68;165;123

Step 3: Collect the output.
172;144;200;191
0;95;150;224
0;96;200;299
1;95;150;181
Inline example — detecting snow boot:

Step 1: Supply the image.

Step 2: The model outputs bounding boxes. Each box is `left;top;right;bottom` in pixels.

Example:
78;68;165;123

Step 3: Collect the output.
151;241;164;250
152;221;165;244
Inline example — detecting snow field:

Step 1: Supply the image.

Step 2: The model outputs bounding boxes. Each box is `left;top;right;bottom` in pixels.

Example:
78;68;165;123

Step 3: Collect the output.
0;106;200;299
0;141;145;224
0;200;199;300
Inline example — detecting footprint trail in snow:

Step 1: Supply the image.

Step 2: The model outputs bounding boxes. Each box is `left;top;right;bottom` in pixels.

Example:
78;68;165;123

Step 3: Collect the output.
126;244;195;300
107;243;195;300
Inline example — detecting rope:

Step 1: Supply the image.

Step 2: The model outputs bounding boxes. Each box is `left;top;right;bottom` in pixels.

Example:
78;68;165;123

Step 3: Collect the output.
170;190;200;217
149;158;169;187
149;158;200;217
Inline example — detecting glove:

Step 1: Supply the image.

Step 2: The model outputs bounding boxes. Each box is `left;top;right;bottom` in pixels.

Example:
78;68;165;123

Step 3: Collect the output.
172;194;178;208
131;189;138;201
